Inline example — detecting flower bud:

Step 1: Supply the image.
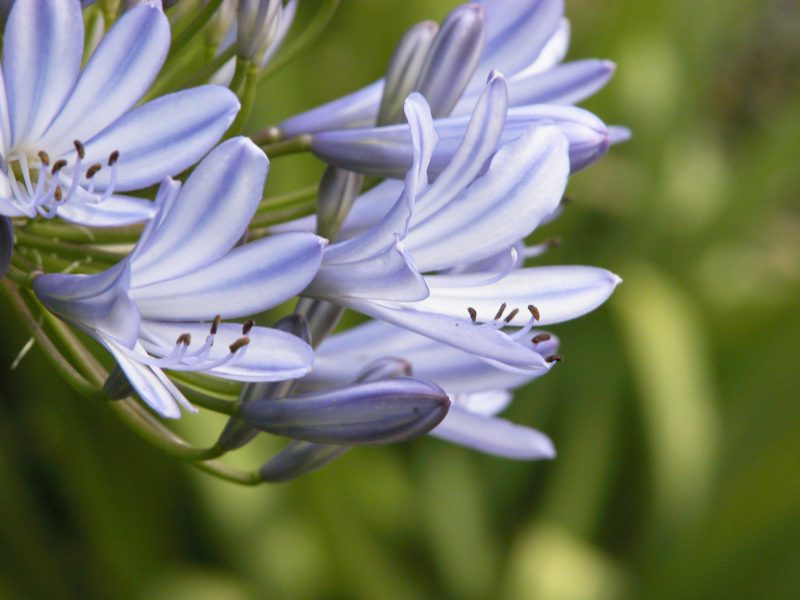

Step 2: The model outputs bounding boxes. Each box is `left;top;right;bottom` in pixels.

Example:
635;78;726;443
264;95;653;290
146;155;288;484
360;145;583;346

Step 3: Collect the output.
236;0;282;60
315;167;364;241
238;378;450;445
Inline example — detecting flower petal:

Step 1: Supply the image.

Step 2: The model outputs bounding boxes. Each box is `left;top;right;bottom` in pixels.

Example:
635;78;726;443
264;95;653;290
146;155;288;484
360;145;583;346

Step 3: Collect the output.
140;320;315;382
130;137;267;286
432;405;556;459
73;86;240;191
56;194;156;227
33;261;141;348
407;125;569;271
40;4;170;155
3;0;83;146
423;265;622;326
131;232;326;321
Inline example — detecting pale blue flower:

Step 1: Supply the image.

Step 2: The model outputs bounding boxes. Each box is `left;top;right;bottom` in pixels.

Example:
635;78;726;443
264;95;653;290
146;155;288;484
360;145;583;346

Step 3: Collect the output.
306;320;559;460
279;0;618;136
0;0;239;226
34;138;326;418
301;78;620;372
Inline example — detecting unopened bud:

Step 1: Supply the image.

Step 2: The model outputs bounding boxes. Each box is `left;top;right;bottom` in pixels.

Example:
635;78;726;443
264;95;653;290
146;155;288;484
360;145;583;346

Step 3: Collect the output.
316;167;364;241
236;0;282;60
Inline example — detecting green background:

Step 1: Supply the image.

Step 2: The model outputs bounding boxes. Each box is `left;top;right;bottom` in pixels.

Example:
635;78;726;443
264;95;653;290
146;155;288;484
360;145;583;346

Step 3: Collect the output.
2;0;799;598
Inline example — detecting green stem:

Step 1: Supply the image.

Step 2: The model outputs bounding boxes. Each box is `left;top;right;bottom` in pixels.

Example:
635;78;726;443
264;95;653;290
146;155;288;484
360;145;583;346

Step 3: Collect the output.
14;231;125;264
261;134;313;158
191;460;262;486
184;44;236;88
229;61;260;136
168;0;224;62
256;185;318;214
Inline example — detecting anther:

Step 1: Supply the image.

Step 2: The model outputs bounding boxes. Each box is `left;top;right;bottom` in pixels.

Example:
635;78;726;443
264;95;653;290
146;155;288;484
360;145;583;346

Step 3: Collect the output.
544;237;562;248
54;187;63;202
73;140;85;159
494;303;507;320
467;307;477;323
85;163;102;179
176;333;192;346
504;308;519;323
210;314;222;335
531;333;551;344
561;195;572;206
528;304;540;321
107;150;120;166
51;159;67;174
545;354;563;363
37;151;50;166
242;319;255;335
229;336;250;353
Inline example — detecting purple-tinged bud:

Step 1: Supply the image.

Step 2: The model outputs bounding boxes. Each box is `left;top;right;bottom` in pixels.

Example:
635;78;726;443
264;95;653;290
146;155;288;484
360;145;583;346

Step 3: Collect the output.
377;21;439;126
414;3;486;119
217;314;311;451
237;0;282;60
1;216;13;279
316;167;364;241
356;356;413;381
238;378;450;445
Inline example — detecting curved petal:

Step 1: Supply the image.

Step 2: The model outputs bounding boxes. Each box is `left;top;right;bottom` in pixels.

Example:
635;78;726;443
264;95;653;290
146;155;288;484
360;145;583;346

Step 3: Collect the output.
73;86;240;191
131;232;326;320
423;265;622;326
451;390;513;416
432;406;555;459
307;240;428;302
279;80;383;138
40;4;170;154
4;0;83;146
33;261;141;348
502;60;616;108
345;297;550;372
407;126;569;271
130;138;267;286
140;320;315;382
56;194;156;227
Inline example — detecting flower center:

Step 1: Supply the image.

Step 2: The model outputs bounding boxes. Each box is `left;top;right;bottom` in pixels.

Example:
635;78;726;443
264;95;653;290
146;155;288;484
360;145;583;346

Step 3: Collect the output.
5;140;120;218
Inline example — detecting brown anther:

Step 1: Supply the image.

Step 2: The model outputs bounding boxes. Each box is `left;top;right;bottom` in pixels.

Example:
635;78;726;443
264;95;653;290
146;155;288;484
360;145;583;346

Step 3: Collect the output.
37;151;50;166
494;302;507;320
545;354;563;364
242;319;255;335
210;314;222;335
561;195;572;206
531;333;551;344
53;186;63;202
176;333;192;346
85;163;102;179
467;307;477;323
51;159;67;174
73;139;85;159
544;236;563;248
528;304;540;321
229;336;250;353
107;150;120;166
504;308;520;323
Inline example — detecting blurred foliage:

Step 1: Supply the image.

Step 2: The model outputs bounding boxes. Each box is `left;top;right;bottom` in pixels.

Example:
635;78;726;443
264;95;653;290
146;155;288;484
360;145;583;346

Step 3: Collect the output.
2;0;800;598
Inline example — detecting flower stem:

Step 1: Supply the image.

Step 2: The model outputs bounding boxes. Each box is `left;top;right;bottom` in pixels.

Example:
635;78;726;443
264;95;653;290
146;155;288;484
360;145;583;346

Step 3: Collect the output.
191;460;262;486
167;0;225;62
261;134;312;158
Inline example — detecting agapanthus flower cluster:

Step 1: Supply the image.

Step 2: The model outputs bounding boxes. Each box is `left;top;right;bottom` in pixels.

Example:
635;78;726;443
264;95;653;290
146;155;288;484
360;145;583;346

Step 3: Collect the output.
1;0;624;484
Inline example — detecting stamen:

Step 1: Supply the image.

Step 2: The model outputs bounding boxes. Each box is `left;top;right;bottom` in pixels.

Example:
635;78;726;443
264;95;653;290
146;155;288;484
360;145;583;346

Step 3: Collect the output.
176;333;192;346
242;319;255;335
229;336;250;353
531;333;551;344
37;151;50;166
528;305;540;321
467;307;477;323
51;159;67;174
54;187;63;202
85;163;102;179
108;150;120;166
73;140;85;159
504;308;519;323
545;354;563;364
211;314;222;335
494;303;507;321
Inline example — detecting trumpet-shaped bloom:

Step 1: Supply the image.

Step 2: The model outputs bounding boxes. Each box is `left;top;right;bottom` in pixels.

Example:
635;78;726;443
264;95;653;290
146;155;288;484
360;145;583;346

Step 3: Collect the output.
302;79;620;373
306;320;559;459
34;138;326;418
279;0;618;136
0;0;239;226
